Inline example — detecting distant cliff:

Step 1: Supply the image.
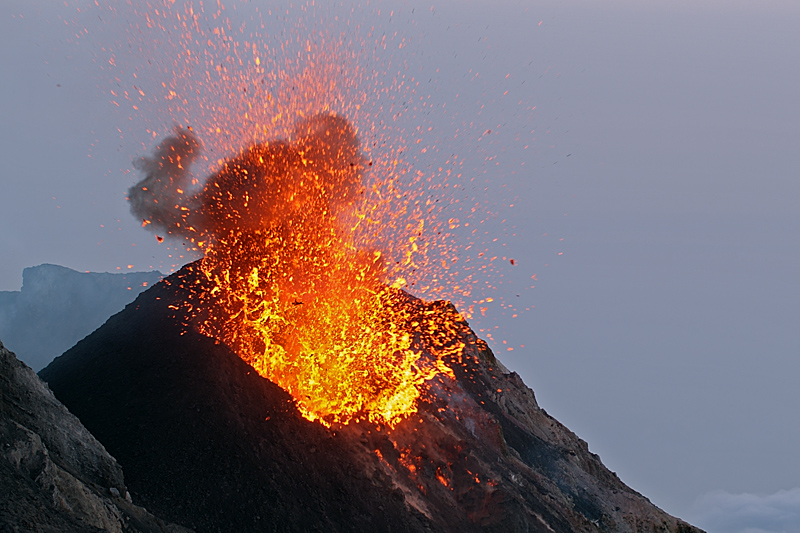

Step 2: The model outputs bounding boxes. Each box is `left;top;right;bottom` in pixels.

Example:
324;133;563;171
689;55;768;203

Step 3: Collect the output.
0;264;162;370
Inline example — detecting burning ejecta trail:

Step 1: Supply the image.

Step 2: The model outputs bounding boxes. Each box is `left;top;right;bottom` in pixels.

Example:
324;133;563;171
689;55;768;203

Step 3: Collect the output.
129;113;458;428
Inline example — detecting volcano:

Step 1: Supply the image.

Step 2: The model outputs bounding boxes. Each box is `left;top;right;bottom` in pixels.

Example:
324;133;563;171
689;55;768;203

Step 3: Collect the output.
39;263;702;532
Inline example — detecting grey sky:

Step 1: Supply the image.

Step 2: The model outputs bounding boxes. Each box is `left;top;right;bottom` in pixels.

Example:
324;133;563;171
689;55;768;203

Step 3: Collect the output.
2;1;799;530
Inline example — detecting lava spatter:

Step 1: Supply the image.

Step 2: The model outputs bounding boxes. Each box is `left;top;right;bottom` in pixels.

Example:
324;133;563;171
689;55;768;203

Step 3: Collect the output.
131;112;459;427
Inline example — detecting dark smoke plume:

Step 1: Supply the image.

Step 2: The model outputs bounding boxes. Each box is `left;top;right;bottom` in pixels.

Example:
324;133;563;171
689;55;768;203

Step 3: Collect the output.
128;128;202;238
128;113;365;241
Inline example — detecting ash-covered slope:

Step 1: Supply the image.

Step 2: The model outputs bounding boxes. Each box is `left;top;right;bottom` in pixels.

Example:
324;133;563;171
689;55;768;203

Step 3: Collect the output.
0;340;191;532
0;264;162;371
40;263;702;533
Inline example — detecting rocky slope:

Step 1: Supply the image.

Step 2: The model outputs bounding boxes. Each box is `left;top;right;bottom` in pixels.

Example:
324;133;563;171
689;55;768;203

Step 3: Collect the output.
40;263;703;532
0;340;191;532
0;264;162;371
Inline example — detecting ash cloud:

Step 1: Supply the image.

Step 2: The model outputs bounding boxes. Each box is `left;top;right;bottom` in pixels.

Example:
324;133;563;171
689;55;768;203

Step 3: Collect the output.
128;127;202;239
128;113;365;241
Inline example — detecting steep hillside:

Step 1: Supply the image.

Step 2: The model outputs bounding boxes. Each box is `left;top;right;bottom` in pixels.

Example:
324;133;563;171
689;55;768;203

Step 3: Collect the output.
41;263;702;532
0;340;190;532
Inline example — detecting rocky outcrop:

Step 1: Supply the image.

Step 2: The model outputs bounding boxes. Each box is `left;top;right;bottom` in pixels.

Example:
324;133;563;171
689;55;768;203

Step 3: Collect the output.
0;340;191;532
40;263;703;532
0;264;162;371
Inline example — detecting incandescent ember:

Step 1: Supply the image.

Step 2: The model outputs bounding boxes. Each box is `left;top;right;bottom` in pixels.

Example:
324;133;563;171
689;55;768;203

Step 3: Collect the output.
129;113;458;427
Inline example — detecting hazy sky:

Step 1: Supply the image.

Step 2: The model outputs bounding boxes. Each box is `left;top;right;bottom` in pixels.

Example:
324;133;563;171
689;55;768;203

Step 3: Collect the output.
2;1;799;531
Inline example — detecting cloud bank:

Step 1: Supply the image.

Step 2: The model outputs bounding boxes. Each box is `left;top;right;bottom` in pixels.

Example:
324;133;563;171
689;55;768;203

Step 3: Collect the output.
693;488;800;533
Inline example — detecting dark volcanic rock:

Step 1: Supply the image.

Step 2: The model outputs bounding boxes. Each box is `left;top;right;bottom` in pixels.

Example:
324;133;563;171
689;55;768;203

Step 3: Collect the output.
0;264;162;371
40;263;703;533
0;339;191;532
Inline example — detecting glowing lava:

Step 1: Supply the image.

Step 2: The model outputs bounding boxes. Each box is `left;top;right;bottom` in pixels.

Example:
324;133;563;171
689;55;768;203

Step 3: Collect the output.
130;112;457;427
114;1;526;428
196;113;457;427
199;232;455;427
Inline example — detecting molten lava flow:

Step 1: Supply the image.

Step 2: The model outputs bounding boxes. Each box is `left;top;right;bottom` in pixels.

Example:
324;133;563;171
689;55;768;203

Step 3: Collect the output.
117;2;507;428
198;229;453;427
169;114;457;427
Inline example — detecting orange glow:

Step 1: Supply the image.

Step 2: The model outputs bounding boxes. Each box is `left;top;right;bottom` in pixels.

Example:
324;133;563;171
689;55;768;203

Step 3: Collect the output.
99;0;510;307
106;1;535;426
179;113;460;428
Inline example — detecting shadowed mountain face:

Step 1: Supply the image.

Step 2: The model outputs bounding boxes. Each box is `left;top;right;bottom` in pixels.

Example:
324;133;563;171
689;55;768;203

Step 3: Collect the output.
0;264;162;371
0;340;191;532
40;263;703;533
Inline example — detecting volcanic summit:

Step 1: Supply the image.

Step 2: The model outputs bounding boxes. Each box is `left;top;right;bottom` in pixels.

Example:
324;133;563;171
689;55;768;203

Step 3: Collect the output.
29;113;704;531
37;263;701;532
